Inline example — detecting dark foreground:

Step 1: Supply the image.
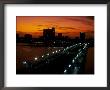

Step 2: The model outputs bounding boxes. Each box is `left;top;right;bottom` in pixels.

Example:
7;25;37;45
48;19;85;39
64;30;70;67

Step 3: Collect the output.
16;43;94;74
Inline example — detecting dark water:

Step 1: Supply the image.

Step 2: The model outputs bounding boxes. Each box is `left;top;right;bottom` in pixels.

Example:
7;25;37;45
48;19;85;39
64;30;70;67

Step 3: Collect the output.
16;43;63;70
85;47;94;74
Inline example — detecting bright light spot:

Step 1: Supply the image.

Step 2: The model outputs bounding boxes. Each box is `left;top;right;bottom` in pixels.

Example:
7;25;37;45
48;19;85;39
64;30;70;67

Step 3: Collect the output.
69;64;71;67
72;60;75;63
64;70;67;73
35;57;38;60
59;50;60;51
47;53;49;55
23;61;26;64
52;52;54;54
42;55;44;57
85;43;87;46
56;50;57;53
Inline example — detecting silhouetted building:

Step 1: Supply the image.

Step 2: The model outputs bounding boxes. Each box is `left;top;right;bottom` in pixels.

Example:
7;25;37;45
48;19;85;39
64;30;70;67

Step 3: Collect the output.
16;34;20;43
16;33;19;38
80;32;85;42
43;27;55;41
75;37;79;43
24;34;32;43
58;33;62;38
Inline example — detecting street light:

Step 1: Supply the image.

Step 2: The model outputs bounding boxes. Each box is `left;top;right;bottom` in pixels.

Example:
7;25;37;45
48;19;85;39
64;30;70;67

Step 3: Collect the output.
35;57;38;61
64;70;67;73
69;64;71;67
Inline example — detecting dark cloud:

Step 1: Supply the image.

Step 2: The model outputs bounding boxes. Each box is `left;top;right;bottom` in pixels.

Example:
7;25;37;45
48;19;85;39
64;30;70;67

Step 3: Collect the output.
56;32;71;34
37;25;42;26
59;27;76;30
65;17;94;26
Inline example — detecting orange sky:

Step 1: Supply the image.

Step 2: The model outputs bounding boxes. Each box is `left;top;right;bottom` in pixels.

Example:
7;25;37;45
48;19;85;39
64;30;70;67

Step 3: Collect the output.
16;16;94;38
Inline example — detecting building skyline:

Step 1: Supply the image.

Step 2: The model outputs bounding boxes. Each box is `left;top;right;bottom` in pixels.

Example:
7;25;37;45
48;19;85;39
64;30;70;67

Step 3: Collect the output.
17;27;90;40
16;16;94;39
43;27;55;41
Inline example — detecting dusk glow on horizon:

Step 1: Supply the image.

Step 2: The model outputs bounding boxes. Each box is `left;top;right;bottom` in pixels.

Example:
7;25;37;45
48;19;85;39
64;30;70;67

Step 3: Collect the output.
16;16;94;38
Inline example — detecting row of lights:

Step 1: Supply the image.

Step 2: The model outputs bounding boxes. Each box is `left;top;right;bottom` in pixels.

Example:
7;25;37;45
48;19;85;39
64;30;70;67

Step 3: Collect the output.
22;43;88;72
64;44;82;73
33;48;63;62
83;43;88;50
63;43;80;53
22;48;64;67
64;43;88;74
22;48;64;65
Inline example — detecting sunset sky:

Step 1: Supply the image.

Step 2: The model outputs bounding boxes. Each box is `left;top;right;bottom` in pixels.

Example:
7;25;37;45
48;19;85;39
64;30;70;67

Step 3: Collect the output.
16;16;94;39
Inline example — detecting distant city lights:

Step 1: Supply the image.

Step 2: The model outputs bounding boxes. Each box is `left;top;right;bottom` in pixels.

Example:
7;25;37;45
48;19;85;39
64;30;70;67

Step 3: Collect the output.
64;70;67;73
22;61;27;64
56;50;58;53
69;64;71;67
72;60;75;63
47;53;49;55
20;42;90;74
35;57;38;61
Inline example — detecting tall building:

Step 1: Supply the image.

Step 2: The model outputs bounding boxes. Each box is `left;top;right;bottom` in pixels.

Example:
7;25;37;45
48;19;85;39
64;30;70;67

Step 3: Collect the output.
80;32;85;42
43;27;55;41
